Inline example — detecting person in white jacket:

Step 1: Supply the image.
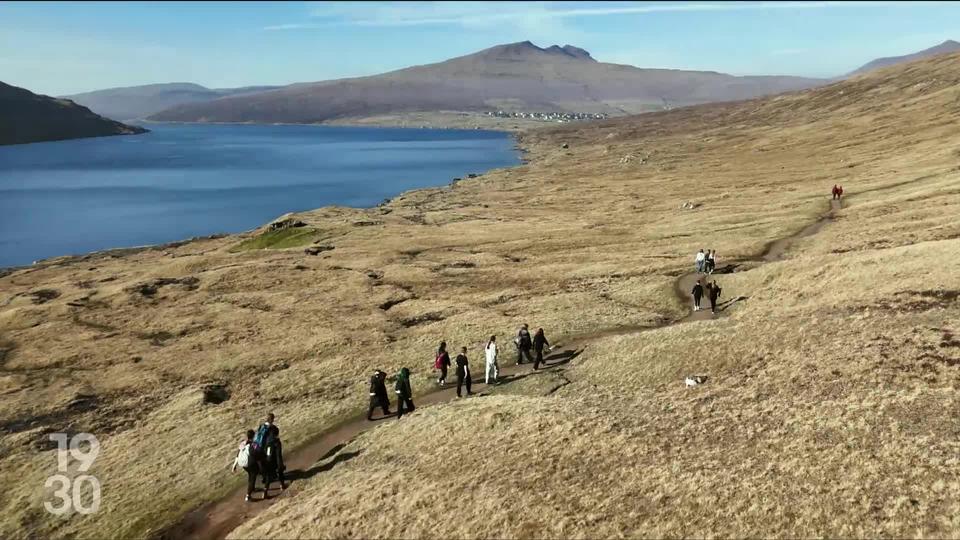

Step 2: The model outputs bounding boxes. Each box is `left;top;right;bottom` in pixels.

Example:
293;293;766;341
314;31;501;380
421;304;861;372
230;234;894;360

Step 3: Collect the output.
484;335;499;385
695;249;706;273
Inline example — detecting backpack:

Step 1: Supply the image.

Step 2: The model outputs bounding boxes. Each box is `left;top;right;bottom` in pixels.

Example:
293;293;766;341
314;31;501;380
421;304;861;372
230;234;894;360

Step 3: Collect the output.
252;423;272;452
236;443;251;469
434;353;444;370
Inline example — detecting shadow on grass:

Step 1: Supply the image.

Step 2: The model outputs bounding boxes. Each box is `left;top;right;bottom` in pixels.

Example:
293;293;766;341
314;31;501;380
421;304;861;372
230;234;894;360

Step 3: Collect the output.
286;450;362;482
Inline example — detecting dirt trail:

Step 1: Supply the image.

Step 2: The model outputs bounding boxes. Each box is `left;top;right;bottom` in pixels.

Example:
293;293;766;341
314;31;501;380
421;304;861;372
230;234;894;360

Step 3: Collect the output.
156;198;842;540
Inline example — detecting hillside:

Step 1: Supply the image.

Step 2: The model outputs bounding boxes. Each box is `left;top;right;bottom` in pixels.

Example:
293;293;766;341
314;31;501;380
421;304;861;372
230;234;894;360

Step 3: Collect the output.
62;83;282;122
0;81;147;146
148;41;825;125
2;51;960;539
849;39;960;76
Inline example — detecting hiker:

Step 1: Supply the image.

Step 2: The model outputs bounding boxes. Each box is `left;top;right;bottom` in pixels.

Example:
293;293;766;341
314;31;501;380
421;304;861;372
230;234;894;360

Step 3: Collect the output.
533;328;550;370
435;341;451;386
706;250;716;274
253;413;278;495
232;429;259;502
515;324;534;365
455;346;472;398
708;280;722;313
485;335;499;384
691;280;704;311
395;367;415;419
838;185;843;199
695;249;706;273
264;424;286;492
832;185;839;200
367;369;391;420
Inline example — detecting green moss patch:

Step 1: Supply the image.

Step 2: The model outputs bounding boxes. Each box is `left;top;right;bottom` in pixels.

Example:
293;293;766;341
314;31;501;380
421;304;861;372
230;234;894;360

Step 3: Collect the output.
230;227;319;252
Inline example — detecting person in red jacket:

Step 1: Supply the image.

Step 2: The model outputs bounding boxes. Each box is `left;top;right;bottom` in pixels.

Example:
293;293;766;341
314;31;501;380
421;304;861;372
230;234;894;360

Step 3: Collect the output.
832;185;840;200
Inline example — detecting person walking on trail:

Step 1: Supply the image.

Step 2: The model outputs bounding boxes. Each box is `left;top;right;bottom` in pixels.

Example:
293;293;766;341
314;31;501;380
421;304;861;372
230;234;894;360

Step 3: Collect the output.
838;185;843;199
434;341;451;386
232;429;260;502
253;413;278;495
367;369;391;421
264;424;286;492
455;346;472;398
708;280;723;314
832;185;839;200
395;367;415;419
691;280;704;311
533;328;551;370
515;324;534;365
706;250;716;274
695;249;706;273
485;335;500;385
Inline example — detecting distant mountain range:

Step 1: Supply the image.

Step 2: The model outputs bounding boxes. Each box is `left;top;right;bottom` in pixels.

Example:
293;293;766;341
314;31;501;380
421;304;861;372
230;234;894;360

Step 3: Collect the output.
847;40;960;76
0;81;147;146
63;83;281;122
16;39;960;140
147;41;826;124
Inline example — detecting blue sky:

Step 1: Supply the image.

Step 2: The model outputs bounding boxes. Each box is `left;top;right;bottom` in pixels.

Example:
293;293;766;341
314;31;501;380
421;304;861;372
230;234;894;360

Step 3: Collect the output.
2;1;958;96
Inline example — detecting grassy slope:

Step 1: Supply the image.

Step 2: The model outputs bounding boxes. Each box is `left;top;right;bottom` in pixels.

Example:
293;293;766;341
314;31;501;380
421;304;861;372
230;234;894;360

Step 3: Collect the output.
0;53;958;538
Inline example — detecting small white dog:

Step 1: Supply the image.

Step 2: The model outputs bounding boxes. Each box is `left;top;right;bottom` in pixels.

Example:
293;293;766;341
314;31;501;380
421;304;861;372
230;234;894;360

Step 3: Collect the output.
685;375;708;387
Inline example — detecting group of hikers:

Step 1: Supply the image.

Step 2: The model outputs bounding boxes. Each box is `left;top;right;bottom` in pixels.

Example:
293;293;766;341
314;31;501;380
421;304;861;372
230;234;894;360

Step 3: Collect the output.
232;413;286;502
367;324;553;420
694;249;718;274
692;248;723;313
832;184;844;200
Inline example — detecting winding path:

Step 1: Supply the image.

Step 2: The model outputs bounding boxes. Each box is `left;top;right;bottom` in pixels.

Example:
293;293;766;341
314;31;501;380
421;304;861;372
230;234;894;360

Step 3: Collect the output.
156;198;842;540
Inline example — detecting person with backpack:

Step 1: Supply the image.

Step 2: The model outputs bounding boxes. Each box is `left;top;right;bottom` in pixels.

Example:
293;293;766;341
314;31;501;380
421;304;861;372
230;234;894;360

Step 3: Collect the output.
232;429;259;502
252;413;277;493
264;424;286;492
395;367;415;419
367;369;391;421
515;324;534;365
695;249;706;273
434;341;451;386
691;280;704;311
709;280;722;313
485;335;499;385
532;328;551;370
455;346;472;398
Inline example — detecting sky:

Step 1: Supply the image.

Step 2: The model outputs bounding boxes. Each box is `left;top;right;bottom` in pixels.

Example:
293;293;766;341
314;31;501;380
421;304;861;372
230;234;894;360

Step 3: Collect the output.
1;1;959;96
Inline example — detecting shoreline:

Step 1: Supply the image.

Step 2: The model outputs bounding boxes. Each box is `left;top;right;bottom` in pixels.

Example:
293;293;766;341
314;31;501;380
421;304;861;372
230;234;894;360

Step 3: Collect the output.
0;127;530;274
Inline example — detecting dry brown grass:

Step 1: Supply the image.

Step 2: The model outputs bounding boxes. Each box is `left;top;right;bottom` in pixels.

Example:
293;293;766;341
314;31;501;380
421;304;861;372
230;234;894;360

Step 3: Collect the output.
2;52;960;538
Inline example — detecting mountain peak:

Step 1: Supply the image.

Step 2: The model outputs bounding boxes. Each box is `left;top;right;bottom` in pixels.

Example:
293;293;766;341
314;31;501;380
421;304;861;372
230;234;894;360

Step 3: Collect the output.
477;41;595;62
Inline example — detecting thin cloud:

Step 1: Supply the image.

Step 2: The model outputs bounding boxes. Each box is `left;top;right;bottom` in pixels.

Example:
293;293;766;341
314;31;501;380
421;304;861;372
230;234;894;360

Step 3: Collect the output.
261;1;941;30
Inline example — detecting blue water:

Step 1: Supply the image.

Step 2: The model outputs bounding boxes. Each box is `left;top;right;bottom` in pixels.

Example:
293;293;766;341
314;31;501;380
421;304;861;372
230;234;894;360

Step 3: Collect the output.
0;124;519;268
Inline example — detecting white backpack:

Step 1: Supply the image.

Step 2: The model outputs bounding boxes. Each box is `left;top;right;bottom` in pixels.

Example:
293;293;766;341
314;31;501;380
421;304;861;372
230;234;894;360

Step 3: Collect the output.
236;443;251;469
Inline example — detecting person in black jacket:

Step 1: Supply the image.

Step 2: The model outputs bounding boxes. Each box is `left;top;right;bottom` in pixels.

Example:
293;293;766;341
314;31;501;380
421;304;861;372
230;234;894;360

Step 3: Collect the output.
264;424;286;492
435;341;451;386
691;280;704;312
367;370;391;420
395;367;415;419
455;346;472;397
708;280;722;313
515;323;534;365
532;328;550;370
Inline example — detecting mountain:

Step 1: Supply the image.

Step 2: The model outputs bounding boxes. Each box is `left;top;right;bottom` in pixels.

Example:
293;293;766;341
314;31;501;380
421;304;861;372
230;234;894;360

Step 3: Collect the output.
148;41;827;124
848;39;960;76
63;83;282;122
0;81;147;146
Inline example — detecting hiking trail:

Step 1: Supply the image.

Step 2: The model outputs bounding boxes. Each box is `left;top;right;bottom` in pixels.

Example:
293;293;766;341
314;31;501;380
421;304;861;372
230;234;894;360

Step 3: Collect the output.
155;198;842;540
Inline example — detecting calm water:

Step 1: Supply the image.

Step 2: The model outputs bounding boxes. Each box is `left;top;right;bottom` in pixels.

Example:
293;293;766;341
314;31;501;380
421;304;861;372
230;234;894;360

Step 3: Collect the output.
0;124;519;268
